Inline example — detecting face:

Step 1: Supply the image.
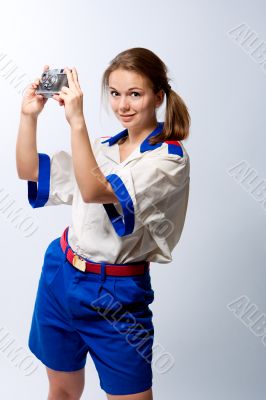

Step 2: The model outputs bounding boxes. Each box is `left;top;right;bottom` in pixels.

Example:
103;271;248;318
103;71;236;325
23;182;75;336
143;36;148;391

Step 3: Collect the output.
108;69;164;129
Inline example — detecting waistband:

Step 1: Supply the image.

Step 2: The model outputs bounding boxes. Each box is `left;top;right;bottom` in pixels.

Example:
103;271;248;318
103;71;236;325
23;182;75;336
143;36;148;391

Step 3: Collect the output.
60;226;150;276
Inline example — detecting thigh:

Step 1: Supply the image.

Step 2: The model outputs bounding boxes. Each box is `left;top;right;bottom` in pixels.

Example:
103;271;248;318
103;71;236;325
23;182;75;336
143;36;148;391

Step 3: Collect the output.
46;366;85;398
77;272;155;396
106;387;153;399
28;238;89;372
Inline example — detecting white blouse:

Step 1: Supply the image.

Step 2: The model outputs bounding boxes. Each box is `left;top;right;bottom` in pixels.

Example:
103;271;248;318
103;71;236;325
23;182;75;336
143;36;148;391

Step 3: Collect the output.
27;121;190;264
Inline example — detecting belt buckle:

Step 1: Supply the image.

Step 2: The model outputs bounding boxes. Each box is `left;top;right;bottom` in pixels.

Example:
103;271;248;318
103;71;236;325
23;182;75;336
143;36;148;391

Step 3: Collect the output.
73;255;86;272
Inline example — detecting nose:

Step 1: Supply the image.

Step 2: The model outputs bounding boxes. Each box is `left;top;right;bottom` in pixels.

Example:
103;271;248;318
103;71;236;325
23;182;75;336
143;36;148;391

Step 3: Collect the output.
119;95;130;111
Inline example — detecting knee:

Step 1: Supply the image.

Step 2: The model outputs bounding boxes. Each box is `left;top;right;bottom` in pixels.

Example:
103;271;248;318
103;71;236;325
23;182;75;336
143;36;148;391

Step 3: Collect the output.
48;388;82;400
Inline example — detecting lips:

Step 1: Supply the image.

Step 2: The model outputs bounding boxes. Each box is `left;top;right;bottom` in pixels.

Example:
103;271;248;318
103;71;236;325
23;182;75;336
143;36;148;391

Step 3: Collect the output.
120;114;135;117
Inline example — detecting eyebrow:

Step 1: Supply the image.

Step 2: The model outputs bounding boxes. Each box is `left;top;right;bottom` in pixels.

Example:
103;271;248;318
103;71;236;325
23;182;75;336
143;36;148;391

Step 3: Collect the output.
108;86;143;91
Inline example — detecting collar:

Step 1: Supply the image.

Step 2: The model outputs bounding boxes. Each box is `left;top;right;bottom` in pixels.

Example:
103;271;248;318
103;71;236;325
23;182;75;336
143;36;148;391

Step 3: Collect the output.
101;121;164;153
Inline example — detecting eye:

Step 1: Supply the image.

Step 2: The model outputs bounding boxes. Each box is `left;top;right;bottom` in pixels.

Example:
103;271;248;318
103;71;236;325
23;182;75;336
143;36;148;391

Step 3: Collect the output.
131;91;140;97
109;90;141;97
110;90;118;97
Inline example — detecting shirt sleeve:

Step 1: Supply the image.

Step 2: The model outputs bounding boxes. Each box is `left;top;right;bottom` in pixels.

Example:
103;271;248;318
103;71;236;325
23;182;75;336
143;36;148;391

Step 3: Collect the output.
103;151;190;237
27;150;76;208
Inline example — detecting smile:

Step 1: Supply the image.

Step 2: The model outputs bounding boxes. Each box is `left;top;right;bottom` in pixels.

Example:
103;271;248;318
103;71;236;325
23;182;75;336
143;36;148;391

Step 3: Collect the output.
120;114;135;117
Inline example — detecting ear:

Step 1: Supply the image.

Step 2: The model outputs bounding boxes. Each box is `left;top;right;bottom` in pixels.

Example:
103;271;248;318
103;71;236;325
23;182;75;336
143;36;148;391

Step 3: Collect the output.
155;89;164;108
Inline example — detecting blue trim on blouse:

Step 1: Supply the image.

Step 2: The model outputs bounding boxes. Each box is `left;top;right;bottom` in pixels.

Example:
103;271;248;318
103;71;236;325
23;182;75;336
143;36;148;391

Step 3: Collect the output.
101;121;164;152
27;153;50;208
167;143;183;157
103;173;135;236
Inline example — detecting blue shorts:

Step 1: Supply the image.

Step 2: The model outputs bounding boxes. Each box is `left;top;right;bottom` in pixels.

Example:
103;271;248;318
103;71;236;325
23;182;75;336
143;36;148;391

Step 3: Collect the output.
28;236;155;396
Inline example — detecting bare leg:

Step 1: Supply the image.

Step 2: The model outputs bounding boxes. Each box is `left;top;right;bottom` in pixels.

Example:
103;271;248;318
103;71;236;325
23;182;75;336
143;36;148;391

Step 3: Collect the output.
106;387;153;400
46;366;85;400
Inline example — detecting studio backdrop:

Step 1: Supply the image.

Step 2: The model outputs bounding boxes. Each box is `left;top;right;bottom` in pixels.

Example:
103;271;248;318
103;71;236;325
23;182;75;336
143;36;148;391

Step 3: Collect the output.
0;0;265;399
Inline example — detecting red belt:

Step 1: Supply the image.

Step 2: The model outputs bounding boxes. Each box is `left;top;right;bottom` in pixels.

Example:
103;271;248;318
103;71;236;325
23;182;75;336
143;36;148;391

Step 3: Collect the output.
60;227;150;276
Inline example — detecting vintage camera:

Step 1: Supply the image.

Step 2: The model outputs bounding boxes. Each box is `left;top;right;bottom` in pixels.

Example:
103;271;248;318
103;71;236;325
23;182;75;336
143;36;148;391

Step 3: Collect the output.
35;68;72;98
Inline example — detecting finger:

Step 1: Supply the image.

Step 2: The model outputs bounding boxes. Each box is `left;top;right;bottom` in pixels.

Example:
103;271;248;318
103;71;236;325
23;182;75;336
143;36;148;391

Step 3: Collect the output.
60;86;71;94
53;94;64;105
72;67;79;83
28;83;35;92
38;96;48;105
31;80;41;93
36;94;45;100
72;67;81;90
64;67;76;91
53;93;64;101
43;64;49;71
57;91;67;100
52;94;60;101
30;80;39;90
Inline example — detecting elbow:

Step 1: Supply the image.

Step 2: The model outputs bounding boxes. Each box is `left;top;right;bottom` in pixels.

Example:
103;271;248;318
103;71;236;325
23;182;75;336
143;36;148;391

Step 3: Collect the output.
17;170;30;180
16;164;26;180
81;180;118;204
81;191;94;204
82;195;90;203
17;167;39;182
82;190;102;203
81;188;117;204
81;180;107;204
17;169;23;180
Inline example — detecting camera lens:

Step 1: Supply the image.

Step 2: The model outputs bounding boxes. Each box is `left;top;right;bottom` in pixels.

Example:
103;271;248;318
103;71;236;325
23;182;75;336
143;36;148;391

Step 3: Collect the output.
42;73;58;90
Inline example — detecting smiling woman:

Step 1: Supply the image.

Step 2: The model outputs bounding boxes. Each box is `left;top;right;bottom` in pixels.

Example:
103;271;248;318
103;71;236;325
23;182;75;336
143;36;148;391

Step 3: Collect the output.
106;68;164;146
16;47;190;400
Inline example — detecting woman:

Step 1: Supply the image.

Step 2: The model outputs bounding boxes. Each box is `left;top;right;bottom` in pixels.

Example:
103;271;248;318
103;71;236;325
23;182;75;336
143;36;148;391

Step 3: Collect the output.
16;47;190;400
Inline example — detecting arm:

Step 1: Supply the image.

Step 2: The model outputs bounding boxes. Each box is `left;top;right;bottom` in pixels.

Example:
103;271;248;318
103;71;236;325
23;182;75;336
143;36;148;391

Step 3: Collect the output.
16;113;38;181
53;66;118;205
70;119;118;204
16;64;49;181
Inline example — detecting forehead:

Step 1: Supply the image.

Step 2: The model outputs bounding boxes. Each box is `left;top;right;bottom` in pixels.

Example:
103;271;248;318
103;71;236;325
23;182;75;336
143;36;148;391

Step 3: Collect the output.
108;69;150;90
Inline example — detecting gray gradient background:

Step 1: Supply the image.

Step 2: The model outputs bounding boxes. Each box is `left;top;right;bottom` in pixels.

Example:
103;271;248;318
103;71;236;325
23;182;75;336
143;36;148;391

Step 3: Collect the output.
0;0;265;398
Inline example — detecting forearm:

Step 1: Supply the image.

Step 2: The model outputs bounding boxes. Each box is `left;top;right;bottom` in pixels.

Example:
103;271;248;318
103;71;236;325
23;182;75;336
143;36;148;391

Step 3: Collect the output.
16;113;38;180
70;119;117;203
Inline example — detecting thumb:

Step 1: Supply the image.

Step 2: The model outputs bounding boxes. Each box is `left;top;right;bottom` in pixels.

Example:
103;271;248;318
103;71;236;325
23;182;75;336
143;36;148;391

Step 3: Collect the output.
37;95;48;104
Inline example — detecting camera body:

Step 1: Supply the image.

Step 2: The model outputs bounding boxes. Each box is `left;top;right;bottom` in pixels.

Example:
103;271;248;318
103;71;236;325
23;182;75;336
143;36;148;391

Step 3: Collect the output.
35;68;71;98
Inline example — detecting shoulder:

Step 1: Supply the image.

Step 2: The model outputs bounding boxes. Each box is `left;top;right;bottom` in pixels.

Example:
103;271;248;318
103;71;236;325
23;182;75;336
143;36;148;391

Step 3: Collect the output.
51;150;72;162
100;136;112;144
50;150;74;172
148;139;189;165
88;136;111;156
163;140;184;157
92;136;112;147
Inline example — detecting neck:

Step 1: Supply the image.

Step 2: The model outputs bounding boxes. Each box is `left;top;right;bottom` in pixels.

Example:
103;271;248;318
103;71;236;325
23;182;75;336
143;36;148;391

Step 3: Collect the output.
126;120;158;146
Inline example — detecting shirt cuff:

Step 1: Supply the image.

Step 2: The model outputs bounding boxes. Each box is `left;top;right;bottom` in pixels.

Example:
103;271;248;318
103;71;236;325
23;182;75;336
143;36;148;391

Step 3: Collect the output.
27;153;50;208
103;173;135;236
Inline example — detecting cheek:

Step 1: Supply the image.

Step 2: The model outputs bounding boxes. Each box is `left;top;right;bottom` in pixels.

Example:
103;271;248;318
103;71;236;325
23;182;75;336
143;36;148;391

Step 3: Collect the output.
135;99;150;112
109;98;117;110
131;98;143;110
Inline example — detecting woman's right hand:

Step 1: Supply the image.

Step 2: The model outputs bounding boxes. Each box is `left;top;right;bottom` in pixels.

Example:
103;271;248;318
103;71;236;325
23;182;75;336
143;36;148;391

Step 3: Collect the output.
20;65;50;117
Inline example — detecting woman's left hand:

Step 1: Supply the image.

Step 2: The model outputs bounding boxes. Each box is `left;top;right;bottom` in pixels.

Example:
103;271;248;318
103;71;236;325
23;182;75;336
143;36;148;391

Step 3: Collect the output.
52;67;84;127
